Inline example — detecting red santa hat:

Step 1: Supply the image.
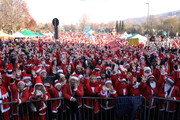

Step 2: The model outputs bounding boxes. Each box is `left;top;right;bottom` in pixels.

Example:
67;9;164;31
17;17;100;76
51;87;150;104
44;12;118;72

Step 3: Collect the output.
39;69;47;74
144;67;151;72
34;67;42;74
60;74;65;78
105;58;112;62
96;73;101;79
57;69;63;73
120;78;126;82
7;63;13;72
95;65;101;71
147;74;155;79
70;74;79;81
105;66;112;70
55;80;61;87
76;62;83;68
105;79;112;84
166;76;174;84
35;76;43;86
38;62;43;67
78;74;83;79
129;60;134;64
17;80;25;86
23;74;31;80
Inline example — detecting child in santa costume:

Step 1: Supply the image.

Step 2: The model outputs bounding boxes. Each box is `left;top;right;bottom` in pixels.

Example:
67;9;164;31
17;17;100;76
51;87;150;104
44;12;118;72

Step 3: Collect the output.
10;75;29;120
29;76;51;120
62;74;84;120
0;73;10;120
44;80;63;120
99;79;117;120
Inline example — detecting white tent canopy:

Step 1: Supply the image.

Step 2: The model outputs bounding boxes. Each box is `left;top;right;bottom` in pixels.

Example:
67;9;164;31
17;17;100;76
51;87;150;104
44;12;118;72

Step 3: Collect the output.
11;32;27;38
43;32;53;37
129;34;147;44
120;32;132;39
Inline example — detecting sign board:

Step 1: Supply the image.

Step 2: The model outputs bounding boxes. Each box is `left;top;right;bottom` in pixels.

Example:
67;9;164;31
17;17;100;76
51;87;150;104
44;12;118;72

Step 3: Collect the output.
129;38;139;46
108;40;120;51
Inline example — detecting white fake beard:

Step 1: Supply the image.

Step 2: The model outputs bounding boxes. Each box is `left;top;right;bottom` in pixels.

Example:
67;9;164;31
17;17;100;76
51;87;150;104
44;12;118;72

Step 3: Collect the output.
36;90;43;96
164;84;171;92
26;81;32;87
150;82;156;89
133;82;140;89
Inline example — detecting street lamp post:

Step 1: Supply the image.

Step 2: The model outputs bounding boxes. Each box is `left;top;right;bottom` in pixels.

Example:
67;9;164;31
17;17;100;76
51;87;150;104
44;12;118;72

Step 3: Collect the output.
146;3;149;35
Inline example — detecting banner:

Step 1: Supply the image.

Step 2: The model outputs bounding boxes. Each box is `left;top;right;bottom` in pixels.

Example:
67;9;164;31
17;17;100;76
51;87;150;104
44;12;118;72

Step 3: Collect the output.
108;40;120;51
129;38;139;46
114;96;143;120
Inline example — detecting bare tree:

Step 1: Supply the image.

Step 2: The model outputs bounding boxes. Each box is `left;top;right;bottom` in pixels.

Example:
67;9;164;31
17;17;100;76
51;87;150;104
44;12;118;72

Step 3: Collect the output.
79;13;90;33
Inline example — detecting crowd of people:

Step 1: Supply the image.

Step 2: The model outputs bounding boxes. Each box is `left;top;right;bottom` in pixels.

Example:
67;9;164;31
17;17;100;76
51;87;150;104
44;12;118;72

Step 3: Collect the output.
0;35;179;120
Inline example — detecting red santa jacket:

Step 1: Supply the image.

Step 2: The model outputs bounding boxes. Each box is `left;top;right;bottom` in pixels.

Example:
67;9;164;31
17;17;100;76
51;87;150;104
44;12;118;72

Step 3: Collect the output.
158;85;179;112
84;78;100;108
141;82;157;108
0;84;10;113
99;88;117;110
174;70;180;88
115;82;129;96
62;83;84;108
10;82;29;115
47;85;63;113
129;83;141;96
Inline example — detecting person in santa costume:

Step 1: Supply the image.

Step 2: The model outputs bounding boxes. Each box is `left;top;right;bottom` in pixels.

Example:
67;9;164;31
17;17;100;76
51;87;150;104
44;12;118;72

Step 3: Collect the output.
23;74;32;91
29;76;51;120
115;78;129;96
140;74;158;109
158;77;179;112
62;74;84;120
0;73;10;120
129;77;141;96
83;75;100;120
99;79;117;120
44;80;63;120
9;74;29;120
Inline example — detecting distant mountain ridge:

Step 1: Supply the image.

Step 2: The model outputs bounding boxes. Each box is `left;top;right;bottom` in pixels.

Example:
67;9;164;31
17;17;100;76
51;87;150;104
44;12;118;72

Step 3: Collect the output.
124;9;180;24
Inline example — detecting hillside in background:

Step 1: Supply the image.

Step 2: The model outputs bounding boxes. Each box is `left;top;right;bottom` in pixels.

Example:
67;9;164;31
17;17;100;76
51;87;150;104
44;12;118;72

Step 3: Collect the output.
124;9;180;24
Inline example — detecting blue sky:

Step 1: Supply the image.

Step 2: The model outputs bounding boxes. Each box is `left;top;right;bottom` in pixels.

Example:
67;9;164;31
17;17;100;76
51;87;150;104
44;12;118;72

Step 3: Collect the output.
24;0;180;24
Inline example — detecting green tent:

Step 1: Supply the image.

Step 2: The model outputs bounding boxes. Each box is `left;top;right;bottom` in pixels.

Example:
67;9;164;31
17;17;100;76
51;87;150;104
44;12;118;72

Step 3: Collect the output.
22;30;35;37
39;33;45;37
34;33;45;37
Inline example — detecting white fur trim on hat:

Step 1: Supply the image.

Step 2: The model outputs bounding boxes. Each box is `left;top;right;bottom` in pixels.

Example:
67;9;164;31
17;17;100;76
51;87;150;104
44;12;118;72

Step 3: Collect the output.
57;69;63;73
167;78;174;84
23;76;31;80
40;70;47;74
105;80;112;84
105;66;111;70
36;68;41;73
70;76;79;81
78;74;83;79
144;67;151;72
17;81;25;85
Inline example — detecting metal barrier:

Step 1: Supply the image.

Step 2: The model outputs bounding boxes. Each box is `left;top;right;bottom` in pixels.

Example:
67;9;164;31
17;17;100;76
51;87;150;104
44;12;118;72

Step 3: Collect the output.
145;97;180;120
0;96;146;120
